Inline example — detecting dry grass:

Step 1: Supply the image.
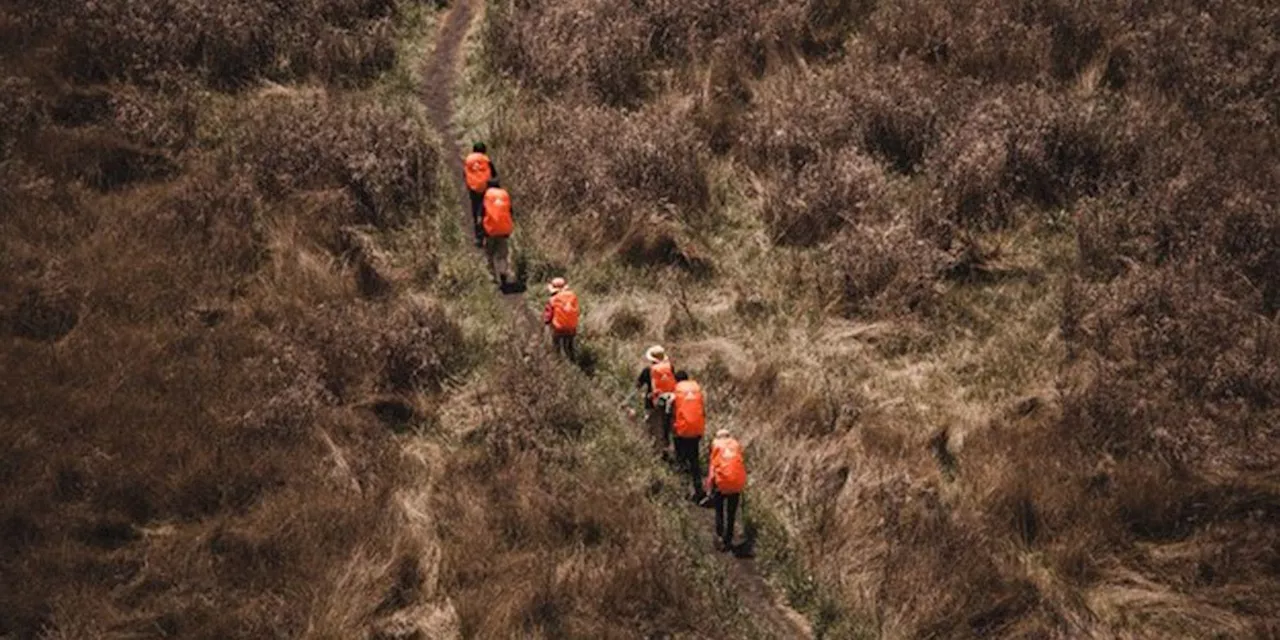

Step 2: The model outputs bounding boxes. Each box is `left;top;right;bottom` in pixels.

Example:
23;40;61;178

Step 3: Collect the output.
431;345;757;638
476;0;1280;636
0;1;466;637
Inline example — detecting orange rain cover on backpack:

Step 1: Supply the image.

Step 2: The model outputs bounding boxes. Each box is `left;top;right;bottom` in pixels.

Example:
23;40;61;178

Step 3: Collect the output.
464;152;492;192
550;290;579;334
482;187;513;237
672;380;705;438
710;437;747;494
650;360;676;401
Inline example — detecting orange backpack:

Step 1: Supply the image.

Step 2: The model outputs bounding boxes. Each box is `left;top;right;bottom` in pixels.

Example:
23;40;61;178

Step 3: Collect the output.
482;187;513;237
650;360;676;401
672;380;705;438
550;290;580;334
711;437;747;494
464;152;492;192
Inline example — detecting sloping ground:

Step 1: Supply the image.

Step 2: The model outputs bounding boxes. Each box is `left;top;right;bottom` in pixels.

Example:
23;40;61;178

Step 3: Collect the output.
460;0;1280;637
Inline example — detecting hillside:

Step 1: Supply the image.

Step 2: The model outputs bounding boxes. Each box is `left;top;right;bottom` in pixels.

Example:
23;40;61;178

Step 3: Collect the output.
3;0;1277;638
0;1;473;637
0;1;786;638
463;0;1280;637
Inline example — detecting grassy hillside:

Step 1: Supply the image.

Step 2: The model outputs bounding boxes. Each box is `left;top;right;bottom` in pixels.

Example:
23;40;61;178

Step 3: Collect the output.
1;1;787;637
469;0;1279;637
0;2;466;637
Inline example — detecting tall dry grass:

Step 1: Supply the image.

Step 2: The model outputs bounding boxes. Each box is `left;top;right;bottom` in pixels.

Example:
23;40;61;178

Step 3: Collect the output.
1;1;461;637
433;349;751;638
480;0;1280;635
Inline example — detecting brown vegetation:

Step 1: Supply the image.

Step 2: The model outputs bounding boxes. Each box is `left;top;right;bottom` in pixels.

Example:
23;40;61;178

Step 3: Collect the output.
433;349;751;638
478;0;1280;635
1;1;462;637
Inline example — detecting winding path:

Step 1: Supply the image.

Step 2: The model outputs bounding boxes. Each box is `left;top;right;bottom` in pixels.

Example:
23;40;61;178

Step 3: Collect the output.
418;2;813;637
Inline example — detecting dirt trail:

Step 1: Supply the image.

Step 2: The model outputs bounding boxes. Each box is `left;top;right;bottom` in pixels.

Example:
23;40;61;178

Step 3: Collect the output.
419;2;812;637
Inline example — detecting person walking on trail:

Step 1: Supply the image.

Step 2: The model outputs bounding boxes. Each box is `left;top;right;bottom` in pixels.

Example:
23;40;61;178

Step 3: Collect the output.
706;428;747;552
542;277;579;360
464;142;497;247
671;370;708;503
481;178;515;289
635;345;678;455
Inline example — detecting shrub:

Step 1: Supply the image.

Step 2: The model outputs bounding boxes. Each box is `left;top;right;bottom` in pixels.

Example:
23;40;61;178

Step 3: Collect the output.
233;93;436;229
762;148;886;246
58;0;400;88
836;222;944;316
486;0;651;107
493;101;710;258
738;67;856;173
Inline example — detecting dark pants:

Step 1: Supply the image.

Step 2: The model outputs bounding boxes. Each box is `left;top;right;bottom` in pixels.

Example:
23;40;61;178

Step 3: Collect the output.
468;190;485;244
714;490;741;548
673;436;704;499
552;333;576;360
656;395;673;448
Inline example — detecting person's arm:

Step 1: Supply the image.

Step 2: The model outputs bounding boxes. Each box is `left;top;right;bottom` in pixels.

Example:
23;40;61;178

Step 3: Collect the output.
542;300;553;325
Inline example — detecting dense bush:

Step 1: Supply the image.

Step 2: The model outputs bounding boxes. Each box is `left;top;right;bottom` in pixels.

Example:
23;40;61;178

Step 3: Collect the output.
836;221;944;316
59;0;398;88
234;93;437;229
762;148;886;246
492;101;711;265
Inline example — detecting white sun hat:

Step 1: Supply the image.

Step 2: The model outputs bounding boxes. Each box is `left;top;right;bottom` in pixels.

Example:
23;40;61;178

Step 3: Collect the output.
644;345;666;363
547;276;567;293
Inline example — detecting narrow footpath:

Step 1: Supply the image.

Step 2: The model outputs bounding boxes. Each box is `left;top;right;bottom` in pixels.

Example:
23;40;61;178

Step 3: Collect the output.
419;2;813;637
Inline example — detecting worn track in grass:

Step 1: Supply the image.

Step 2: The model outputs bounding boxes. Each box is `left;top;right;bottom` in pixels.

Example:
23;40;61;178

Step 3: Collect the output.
419;2;812;636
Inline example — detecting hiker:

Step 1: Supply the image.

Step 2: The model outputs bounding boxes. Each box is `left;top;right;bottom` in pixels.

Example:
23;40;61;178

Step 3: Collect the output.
542;277;579;360
670;370;707;502
635;345;678;454
464;142;498;247
706;428;747;552
481;178;515;289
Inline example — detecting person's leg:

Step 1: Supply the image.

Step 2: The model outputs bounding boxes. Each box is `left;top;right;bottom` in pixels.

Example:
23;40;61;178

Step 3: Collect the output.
661;399;673;449
566;334;576;361
724;493;740;548
469;191;485;244
714;489;725;539
675;437;690;475
484;242;499;282
688;439;704;499
494;237;512;284
676;438;703;499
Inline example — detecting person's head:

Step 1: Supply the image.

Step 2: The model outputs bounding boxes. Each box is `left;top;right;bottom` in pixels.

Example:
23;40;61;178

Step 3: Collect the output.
472;141;487;154
644;345;666;363
486;178;500;190
715;428;731;439
675;370;689;382
547;277;567;294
